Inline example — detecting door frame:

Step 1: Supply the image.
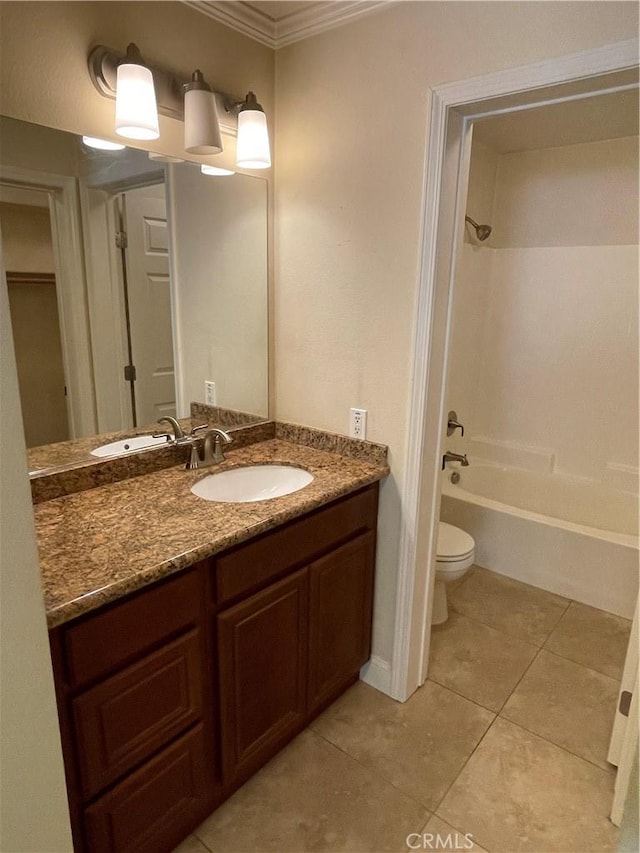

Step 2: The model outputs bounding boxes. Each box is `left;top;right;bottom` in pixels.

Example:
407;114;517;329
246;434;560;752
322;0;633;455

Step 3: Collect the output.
391;38;639;702
0;165;97;439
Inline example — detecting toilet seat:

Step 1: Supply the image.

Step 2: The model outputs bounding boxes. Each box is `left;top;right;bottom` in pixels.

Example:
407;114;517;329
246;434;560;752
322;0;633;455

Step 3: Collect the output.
436;522;474;562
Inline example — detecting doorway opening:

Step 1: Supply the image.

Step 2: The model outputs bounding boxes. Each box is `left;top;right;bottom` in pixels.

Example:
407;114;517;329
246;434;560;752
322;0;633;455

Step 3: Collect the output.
392;39;638;700
0;186;76;446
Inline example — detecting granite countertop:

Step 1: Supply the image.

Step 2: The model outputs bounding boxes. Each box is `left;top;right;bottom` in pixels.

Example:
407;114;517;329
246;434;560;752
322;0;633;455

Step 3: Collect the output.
36;438;389;628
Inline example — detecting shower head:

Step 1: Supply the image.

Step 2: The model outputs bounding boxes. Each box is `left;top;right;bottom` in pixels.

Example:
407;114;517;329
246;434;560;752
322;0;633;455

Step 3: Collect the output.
465;215;492;241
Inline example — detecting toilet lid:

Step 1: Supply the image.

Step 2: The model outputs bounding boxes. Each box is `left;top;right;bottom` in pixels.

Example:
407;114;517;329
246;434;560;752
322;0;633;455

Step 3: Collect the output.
437;522;475;560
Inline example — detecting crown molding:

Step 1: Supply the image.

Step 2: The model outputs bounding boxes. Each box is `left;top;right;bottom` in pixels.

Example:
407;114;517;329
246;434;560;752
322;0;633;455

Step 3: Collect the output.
185;1;392;49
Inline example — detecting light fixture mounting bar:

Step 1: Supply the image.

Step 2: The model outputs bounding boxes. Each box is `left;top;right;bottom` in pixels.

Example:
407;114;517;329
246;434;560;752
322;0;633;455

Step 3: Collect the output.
88;44;241;132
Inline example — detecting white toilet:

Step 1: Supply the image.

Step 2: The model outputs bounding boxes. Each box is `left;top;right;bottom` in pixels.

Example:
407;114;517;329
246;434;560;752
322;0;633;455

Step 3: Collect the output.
432;522;475;625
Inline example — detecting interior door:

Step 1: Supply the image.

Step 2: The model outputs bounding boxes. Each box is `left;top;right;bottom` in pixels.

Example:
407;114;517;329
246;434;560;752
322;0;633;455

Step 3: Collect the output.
608;599;638;826
121;185;176;427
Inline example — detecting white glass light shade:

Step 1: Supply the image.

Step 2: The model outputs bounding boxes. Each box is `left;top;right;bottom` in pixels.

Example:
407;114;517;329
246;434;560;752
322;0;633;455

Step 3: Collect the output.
236;109;271;169
201;164;234;176
82;136;125;151
115;62;159;140
185;88;222;154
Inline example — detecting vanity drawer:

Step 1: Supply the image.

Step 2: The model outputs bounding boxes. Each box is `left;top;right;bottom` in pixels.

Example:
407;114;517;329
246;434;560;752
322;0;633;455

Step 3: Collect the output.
64;570;200;689
216;485;378;604
73;630;203;799
84;723;210;853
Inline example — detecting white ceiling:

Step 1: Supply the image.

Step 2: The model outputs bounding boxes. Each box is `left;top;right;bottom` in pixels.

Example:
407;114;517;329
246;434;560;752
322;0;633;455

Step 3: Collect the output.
185;0;391;48
473;88;639;153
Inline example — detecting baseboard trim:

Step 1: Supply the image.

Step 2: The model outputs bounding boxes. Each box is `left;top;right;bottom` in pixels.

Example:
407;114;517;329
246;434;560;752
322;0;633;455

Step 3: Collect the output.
360;655;392;696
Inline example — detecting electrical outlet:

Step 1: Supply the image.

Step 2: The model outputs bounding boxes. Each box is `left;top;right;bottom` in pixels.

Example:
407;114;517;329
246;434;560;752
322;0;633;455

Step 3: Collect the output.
205;381;217;406
349;408;367;440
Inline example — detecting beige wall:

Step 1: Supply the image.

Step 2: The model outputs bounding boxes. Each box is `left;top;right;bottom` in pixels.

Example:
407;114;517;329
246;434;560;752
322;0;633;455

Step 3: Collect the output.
274;1;638;663
0;201;55;272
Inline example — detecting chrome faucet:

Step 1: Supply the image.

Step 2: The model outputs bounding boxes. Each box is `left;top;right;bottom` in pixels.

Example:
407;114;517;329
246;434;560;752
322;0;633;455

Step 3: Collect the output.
442;451;469;470
154;416;187;442
187;428;233;470
155;417;207;445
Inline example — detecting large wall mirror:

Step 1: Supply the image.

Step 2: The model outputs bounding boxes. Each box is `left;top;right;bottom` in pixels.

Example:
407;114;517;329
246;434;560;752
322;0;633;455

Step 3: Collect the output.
0;116;268;466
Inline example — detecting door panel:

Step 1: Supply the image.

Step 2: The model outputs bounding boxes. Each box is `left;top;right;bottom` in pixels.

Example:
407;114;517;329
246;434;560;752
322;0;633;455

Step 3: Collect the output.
122;185;176;426
217;569;308;786
308;532;375;713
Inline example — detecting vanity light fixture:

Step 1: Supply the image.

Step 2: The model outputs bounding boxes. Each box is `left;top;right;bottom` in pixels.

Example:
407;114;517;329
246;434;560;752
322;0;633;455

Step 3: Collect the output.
184;70;222;154
114;44;160;140
82;136;126;151
201;164;235;176
236;92;271;169
88;43;271;169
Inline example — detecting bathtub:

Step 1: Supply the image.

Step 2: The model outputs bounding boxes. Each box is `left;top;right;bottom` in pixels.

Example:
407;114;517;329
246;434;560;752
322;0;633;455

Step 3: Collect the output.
440;462;638;619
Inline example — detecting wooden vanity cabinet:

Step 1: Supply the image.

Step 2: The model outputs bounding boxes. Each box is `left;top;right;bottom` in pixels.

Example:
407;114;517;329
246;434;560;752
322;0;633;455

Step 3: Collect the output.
50;483;379;853
49;567;220;853
215;485;378;789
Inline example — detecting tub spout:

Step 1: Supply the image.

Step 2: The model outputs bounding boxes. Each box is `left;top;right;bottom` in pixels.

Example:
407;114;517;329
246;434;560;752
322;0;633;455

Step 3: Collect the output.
442;451;469;470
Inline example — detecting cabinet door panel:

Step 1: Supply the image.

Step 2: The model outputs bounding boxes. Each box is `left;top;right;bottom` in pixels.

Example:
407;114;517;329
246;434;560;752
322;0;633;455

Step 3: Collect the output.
84;724;209;853
73;630;203;799
308;532;375;713
218;569;308;785
65;570;200;689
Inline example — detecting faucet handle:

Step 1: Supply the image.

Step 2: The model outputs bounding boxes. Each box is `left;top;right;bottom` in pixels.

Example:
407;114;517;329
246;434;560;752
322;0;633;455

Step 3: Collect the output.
186;443;201;470
202;428;233;466
151;432;173;442
447;410;465;437
190;424;208;437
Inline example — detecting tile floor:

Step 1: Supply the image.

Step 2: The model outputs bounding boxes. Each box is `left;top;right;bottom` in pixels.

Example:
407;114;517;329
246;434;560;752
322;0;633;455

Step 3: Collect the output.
175;566;632;853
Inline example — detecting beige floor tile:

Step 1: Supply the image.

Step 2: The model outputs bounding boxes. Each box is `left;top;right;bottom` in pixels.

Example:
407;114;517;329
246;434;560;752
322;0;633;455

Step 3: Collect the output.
172;835;210;853
429;611;538;711
311;680;494;811
449;567;570;646
501;649;620;769
194;729;429;852
544;601;632;679
419;815;490;852
438;717;618;853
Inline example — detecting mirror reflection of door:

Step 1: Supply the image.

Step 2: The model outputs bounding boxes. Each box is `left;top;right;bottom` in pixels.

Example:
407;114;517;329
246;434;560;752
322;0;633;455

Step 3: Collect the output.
0;196;70;447
117;184;176;427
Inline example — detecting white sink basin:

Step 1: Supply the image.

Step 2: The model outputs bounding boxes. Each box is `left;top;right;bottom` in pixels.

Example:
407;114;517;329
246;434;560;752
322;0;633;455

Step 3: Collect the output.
90;435;169;458
190;465;314;503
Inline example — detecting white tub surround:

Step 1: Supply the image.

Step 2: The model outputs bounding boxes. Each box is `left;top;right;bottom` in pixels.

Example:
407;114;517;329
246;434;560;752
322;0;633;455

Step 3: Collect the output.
441;462;638;619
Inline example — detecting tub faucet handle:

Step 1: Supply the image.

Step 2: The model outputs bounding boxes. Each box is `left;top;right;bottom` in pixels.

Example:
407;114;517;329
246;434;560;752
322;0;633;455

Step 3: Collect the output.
447;410;464;437
442;451;469;470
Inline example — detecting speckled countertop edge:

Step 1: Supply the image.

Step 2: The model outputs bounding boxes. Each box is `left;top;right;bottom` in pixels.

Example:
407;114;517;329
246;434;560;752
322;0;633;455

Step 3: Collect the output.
37;438;389;628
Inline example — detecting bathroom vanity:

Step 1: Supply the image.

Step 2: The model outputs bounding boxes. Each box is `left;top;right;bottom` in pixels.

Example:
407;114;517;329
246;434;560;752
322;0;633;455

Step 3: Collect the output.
36;428;387;852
